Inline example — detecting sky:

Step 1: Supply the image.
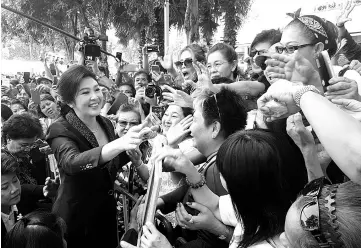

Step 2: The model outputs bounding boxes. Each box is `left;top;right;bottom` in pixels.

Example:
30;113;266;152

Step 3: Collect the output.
233;0;361;45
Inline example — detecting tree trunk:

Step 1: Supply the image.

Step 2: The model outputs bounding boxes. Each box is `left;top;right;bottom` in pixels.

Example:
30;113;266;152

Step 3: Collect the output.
184;0;191;45
154;8;164;57
139;29;146;65
223;2;237;48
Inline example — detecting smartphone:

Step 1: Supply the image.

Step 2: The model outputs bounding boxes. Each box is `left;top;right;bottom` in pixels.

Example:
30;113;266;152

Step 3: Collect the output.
116;52;122;62
50;63;57;75
107;93;128;115
31;89;41;105
151;65;160;74
151;106;165;120
316;51;335;91
23;72;31;84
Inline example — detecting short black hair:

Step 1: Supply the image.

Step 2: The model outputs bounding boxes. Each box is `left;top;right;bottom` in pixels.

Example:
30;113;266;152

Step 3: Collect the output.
216;129;307;247
1;103;13;121
36;77;53;86
1;151;19;175
10;99;28;111
198;88;247;139
2;113;43;140
250;29;282;56
57;65;96;104
5;210;66;248
133;70;152;83
116;103;141;121
118;83;136;97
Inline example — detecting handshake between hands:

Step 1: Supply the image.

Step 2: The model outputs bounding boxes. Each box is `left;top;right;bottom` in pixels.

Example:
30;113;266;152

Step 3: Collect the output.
258;51;361;122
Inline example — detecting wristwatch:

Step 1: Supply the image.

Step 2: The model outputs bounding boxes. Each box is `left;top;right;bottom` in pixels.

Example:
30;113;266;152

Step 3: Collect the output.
294;85;321;107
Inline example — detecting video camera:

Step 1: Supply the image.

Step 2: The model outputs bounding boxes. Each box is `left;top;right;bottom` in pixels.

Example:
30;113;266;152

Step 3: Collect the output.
79;27;108;60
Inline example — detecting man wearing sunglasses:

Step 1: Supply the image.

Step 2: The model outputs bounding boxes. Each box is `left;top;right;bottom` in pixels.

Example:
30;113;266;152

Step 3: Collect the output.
249;29;282;91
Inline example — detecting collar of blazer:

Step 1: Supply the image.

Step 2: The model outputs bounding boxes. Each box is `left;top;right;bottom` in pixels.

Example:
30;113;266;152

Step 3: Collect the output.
64;109;116;148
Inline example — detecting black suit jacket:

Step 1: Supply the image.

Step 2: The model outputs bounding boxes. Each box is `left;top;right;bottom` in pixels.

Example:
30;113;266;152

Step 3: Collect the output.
46;111;129;248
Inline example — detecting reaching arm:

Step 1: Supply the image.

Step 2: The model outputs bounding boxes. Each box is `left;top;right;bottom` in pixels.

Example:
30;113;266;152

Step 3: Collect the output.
43;61;54;81
299;91;361;184
219;80;265;96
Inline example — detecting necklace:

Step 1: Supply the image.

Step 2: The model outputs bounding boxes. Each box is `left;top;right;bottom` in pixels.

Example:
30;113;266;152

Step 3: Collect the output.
88;124;100;133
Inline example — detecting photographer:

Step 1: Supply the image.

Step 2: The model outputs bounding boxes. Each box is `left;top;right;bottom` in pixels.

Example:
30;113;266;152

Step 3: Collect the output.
134;70;158;116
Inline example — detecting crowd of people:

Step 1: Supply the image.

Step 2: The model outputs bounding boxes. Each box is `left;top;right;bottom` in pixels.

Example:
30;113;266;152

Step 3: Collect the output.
2;2;361;248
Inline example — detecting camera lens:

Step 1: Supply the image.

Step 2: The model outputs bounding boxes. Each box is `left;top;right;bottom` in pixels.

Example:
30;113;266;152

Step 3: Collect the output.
145;86;156;98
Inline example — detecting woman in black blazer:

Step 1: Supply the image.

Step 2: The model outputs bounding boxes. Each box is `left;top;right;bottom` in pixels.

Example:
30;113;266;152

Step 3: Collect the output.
46;66;143;248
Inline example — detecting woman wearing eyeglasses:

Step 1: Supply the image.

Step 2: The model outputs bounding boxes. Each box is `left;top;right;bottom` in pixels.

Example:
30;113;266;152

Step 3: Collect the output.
267;14;361;101
205;43;266;111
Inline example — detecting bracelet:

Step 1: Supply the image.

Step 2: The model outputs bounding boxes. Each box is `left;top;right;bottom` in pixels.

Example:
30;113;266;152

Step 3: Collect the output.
134;161;143;168
336;23;344;28
294;85;321;107
186;173;206;189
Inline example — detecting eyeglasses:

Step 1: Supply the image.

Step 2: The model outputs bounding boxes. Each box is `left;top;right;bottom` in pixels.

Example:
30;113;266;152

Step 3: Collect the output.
174;58;193;68
117;121;139;128
275;43;315;54
250;49;268;58
206;61;228;70
213;93;222;124
299;177;333;247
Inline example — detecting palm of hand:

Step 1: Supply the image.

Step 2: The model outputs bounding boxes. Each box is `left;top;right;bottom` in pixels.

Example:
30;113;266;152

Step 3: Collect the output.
167;124;186;146
160;55;173;70
173;91;193;108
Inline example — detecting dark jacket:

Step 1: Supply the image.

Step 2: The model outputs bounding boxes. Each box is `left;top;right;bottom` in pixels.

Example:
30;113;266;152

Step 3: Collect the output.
46;110;129;248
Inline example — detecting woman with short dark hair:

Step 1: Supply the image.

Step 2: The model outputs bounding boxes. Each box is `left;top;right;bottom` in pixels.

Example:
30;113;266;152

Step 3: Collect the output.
46;65;144;248
5;210;67;248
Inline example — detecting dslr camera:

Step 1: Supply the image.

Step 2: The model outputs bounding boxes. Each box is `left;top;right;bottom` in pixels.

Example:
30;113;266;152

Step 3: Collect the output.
79;27;108;60
145;84;162;98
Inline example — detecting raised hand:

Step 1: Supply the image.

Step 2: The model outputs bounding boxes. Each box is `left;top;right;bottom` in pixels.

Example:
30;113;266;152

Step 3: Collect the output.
286;113;315;149
337;0;356;27
159;47;174;71
162;85;194;108
193;62;219;93
265;51;322;92
153;146;194;175
43;176;60;198
324;77;361;101
35;84;51;94
166;115;193;147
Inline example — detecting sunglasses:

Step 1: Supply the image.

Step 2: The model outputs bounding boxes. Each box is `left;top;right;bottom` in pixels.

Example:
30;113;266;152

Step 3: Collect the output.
299;177;334;247
275;43;315;54
250;49;268;58
174;58;193;68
